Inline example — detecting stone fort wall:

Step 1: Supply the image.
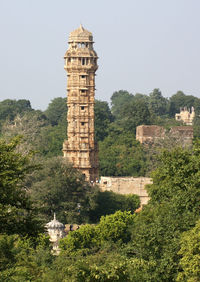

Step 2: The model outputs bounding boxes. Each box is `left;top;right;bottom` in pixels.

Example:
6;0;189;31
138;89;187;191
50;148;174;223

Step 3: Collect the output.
99;176;152;206
136;125;165;144
99;126;193;206
136;125;193;146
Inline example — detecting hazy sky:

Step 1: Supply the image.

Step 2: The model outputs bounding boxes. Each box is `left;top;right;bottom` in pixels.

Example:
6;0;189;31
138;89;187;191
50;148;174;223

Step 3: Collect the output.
0;0;200;110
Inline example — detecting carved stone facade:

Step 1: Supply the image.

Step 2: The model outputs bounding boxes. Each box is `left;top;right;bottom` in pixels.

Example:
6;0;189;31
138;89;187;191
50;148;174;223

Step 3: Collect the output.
100;177;152;206
175;107;195;125
63;25;99;182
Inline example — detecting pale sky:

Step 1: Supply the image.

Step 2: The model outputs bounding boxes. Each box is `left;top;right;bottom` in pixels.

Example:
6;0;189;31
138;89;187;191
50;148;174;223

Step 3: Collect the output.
0;0;200;110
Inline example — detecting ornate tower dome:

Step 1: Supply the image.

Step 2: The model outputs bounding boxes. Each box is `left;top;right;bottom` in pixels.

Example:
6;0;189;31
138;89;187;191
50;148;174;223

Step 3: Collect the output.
63;25;99;182
45;213;64;230
68;24;93;42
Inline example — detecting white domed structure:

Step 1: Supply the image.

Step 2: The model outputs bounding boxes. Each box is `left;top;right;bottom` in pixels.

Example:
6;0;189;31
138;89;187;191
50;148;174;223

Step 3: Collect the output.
45;213;65;253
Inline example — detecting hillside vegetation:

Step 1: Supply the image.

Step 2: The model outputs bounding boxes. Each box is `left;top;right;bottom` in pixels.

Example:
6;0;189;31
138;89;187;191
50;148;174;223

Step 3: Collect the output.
1;89;200;176
0;89;200;281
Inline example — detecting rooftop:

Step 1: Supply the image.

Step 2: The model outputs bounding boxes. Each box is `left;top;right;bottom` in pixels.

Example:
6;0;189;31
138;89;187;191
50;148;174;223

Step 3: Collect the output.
69;24;93;42
45;213;64;230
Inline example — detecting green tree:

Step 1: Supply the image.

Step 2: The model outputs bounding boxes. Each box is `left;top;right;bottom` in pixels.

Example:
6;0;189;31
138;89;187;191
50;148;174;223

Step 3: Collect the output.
99;132;147;176
168;91;187;117
39;123;67;157
1;109;67;158
148;145;200;209
131;203;185;281
94;100;113;142
97;210;135;244
148;88;168;116
0;99;32;121
177;219;200;282
0;234;18;272
89;191;140;222
60;211;135;253
0;137;42;236
130;143;200;281
27;157;95;224
193;116;200;138
45;97;67;126
43;246;156;282
111;90;134;119
0;234;53;281
118;99;151;133
1;111;49;155
133;93;150;103
60;224;98;253
168;91;200;116
0;99;32;131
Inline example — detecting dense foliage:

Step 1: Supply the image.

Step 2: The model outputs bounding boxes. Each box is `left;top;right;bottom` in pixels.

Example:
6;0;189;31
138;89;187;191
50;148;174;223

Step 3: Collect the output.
0;137;42;237
1;89;200;175
26;157;93;224
1;137;200;281
177;219;200;281
99;132;147;176
1;89;200;281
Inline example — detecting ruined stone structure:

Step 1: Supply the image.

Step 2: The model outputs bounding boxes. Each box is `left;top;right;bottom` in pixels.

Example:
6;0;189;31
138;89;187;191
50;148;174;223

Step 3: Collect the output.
175;107;195;125
100;126;192;205
63;25;99;182
136;125;193;146
169;126;194;145
100;177;152;206
136;125;165;144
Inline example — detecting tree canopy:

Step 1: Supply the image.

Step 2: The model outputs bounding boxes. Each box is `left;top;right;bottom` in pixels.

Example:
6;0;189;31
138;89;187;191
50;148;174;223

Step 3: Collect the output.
1;90;200;280
0;137;42;236
26;157;94;224
94;100;113;142
45;97;67;126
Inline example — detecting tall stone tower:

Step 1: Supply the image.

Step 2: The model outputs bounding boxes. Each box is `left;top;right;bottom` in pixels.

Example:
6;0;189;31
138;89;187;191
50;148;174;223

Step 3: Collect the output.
63;25;99;182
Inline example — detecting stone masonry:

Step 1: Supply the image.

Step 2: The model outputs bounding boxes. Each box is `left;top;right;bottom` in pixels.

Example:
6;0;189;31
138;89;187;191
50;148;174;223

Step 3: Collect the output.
136;125;165;144
136;125;193;146
63;25;99;182
100;177;152;206
169;126;194;146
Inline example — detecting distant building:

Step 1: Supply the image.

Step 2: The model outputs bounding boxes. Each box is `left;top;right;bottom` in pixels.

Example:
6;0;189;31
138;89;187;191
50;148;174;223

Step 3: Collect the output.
175;107;195;125
136;125;193;147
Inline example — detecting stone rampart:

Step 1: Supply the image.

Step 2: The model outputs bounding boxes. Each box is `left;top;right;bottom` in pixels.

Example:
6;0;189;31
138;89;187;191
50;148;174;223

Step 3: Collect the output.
169;126;193;145
100;176;152;206
136;125;165;144
136;125;193;146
